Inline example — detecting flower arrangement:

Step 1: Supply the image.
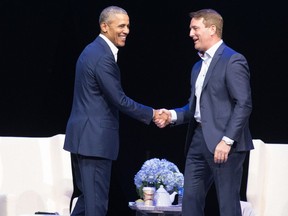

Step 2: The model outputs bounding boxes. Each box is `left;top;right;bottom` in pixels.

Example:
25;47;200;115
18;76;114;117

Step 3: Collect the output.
134;158;184;198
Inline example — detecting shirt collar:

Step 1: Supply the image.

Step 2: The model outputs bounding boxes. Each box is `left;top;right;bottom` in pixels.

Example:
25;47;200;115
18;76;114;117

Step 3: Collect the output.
99;34;118;62
198;39;223;61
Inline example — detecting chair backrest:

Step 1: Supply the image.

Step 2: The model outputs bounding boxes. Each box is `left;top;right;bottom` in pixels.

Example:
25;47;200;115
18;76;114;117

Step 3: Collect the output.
0;134;73;216
247;139;288;216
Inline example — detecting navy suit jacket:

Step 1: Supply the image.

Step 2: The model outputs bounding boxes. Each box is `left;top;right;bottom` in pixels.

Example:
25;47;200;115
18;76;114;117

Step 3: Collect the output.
64;36;153;160
175;43;254;154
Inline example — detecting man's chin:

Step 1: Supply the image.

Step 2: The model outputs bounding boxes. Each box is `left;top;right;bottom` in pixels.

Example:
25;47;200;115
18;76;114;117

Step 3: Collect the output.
117;42;126;47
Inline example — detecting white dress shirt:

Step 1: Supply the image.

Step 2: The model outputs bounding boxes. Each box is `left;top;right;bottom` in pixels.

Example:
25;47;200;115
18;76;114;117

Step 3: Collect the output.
194;51;212;123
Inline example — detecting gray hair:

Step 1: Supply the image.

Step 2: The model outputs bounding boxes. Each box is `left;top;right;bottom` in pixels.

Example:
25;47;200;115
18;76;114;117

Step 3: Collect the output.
99;6;128;25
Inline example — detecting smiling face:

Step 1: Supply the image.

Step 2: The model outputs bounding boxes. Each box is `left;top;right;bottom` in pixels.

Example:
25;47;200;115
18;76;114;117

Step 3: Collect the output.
100;13;130;47
189;17;219;53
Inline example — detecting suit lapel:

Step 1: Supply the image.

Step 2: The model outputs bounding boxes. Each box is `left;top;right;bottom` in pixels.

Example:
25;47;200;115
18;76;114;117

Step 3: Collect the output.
189;60;202;110
191;60;202;87
202;44;226;89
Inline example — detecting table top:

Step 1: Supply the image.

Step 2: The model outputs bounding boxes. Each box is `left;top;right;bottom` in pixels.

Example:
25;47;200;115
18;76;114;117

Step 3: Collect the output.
129;202;182;213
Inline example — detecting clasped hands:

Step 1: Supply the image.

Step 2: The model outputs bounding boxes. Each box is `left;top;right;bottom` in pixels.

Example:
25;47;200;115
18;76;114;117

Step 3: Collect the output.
153;109;172;128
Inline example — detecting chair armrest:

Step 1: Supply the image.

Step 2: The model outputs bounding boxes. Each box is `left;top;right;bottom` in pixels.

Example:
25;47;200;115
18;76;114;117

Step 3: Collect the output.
0;193;17;216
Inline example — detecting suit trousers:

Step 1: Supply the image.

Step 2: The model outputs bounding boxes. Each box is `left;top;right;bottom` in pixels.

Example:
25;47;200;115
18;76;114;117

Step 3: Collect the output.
71;154;112;216
182;126;246;216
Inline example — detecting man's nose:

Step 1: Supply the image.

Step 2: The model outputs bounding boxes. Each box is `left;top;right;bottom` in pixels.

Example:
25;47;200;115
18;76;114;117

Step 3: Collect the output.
189;29;194;38
124;26;130;34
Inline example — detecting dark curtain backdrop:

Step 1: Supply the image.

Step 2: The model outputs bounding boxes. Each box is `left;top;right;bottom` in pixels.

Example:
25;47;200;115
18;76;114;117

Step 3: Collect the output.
1;0;287;215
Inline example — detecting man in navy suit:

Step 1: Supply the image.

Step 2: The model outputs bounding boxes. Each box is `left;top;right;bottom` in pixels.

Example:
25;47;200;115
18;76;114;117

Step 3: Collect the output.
64;6;165;216
154;9;254;216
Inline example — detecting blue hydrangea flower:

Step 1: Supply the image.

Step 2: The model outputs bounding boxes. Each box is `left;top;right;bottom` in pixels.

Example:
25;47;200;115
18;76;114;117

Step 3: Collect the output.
134;158;184;198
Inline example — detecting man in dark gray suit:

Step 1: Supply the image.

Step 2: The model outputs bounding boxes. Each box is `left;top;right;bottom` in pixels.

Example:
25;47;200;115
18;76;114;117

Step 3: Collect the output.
64;6;165;216
154;9;254;216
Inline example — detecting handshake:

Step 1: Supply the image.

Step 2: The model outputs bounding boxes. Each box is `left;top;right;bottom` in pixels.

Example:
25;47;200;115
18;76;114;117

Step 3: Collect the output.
153;109;172;128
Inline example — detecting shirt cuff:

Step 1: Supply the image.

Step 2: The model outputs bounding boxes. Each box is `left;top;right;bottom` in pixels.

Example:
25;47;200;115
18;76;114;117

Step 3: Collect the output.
169;110;177;123
222;136;234;145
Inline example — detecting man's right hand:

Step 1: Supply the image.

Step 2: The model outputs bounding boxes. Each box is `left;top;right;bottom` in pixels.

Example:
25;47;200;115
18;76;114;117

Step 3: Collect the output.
153;109;172;128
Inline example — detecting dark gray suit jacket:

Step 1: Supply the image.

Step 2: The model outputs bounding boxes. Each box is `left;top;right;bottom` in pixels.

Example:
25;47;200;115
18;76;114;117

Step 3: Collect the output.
64;36;153;160
175;43;254;154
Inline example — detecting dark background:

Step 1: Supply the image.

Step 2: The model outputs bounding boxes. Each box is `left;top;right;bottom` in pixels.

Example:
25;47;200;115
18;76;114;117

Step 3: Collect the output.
1;0;287;215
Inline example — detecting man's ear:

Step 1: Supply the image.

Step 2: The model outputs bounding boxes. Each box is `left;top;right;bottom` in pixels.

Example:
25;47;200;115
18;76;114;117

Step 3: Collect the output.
209;24;217;36
100;22;108;33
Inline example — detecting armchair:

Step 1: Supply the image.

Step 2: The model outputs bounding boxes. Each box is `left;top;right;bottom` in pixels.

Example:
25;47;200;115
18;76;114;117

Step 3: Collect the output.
0;134;73;216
